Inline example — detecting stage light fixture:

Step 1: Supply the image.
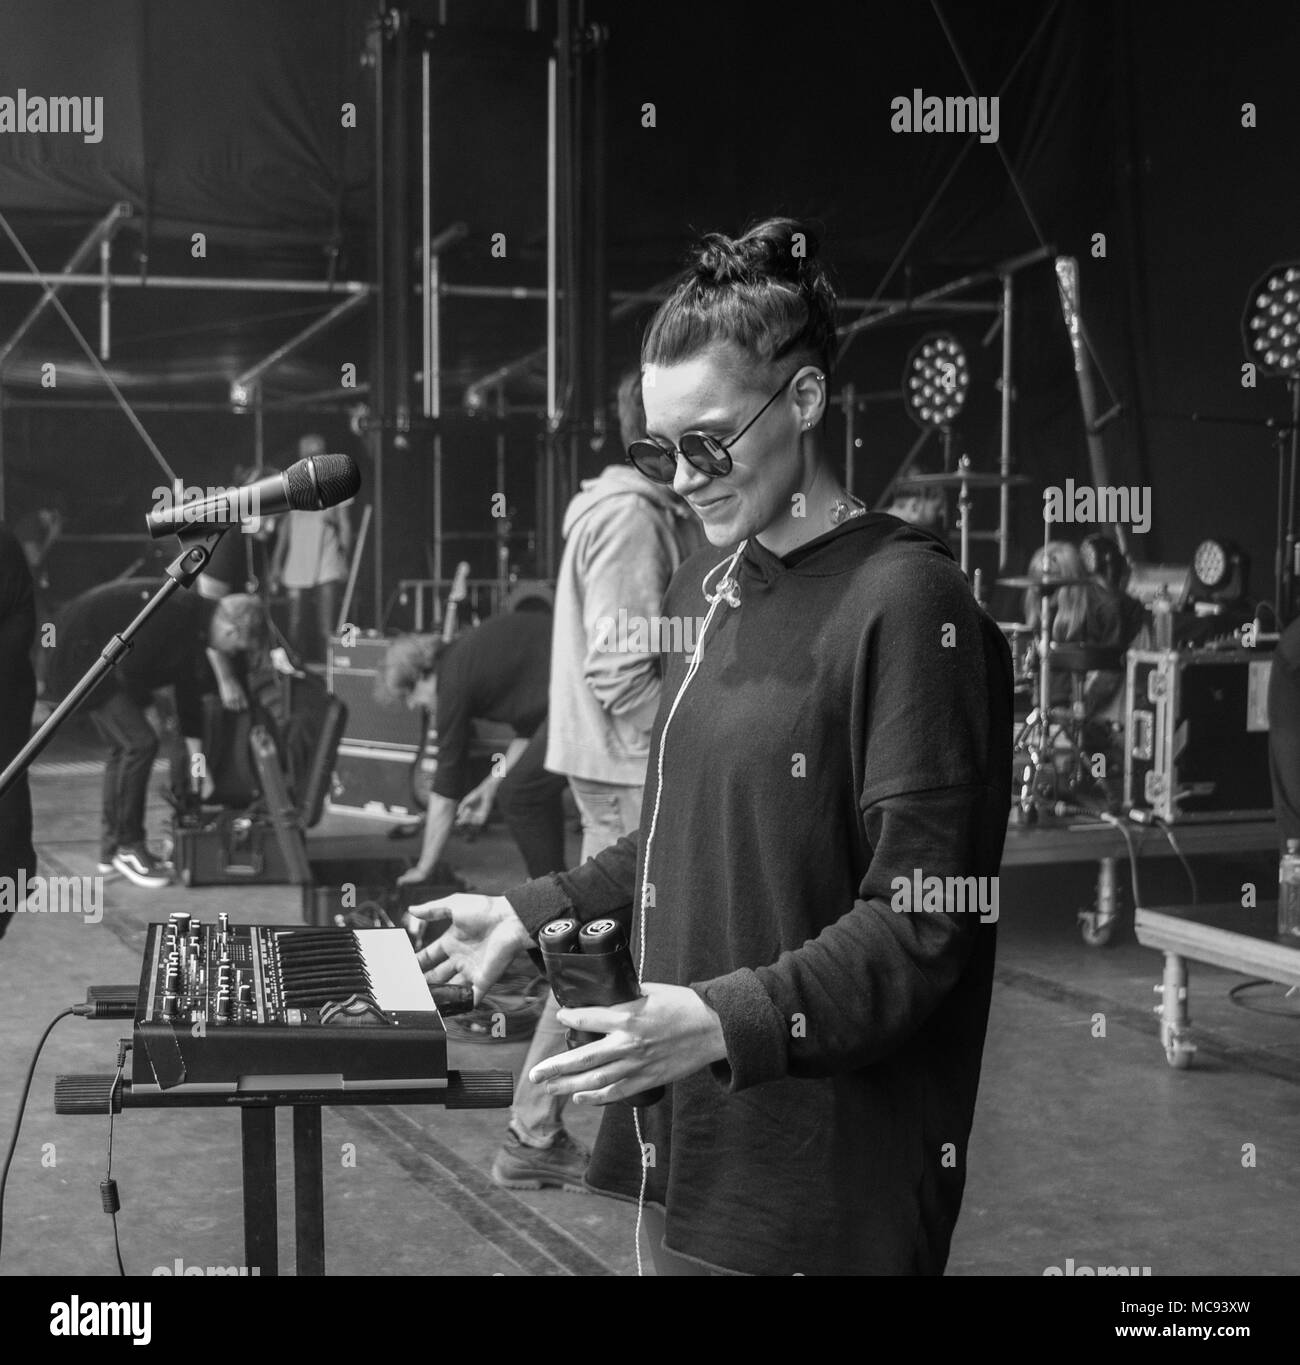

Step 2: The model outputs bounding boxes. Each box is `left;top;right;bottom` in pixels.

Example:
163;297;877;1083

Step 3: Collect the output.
1242;263;1300;377
1190;537;1249;605
229;381;252;411
903;332;970;429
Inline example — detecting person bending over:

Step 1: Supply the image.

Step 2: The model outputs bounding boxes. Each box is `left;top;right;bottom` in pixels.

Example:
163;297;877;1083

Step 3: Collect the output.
378;611;568;887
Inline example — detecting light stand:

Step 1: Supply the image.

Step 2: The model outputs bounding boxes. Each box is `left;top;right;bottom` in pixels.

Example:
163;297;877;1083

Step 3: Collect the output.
1286;377;1299;622
1187;409;1297;626
1241;260;1300;623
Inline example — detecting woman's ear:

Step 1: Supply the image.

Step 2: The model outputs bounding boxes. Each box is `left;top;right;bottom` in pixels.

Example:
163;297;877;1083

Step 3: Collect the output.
793;367;827;431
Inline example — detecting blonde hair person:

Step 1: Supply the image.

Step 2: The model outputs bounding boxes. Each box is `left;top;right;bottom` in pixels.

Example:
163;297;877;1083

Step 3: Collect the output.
1023;540;1090;642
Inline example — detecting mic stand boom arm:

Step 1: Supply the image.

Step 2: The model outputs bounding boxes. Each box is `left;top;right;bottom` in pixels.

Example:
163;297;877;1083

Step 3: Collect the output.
0;524;229;801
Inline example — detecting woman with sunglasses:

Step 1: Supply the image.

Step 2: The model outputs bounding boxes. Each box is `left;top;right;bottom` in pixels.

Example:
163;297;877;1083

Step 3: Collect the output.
413;218;1013;1276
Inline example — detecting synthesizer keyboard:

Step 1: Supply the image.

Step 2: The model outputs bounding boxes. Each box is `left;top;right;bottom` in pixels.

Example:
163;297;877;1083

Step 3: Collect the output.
131;912;451;1094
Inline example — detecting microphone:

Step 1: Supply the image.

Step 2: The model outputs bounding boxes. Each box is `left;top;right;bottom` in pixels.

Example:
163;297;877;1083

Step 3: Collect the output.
145;453;361;539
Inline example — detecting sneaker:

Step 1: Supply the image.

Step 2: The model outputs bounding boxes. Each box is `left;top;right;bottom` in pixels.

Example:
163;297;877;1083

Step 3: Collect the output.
490;1127;590;1192
111;845;173;889
96;860;121;879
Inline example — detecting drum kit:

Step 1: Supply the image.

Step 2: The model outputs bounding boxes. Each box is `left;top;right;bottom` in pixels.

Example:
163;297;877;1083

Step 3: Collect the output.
901;458;1112;821
995;571;1106;821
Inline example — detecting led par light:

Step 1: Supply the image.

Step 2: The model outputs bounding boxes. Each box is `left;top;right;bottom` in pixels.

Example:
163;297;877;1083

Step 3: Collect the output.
1242;263;1300;377
903;332;970;428
1191;537;1249;605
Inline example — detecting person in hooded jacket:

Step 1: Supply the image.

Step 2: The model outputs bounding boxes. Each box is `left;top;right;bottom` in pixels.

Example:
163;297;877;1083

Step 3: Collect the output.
489;369;701;1192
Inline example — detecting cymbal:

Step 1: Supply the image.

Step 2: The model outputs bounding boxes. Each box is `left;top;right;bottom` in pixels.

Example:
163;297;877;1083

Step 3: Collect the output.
902;470;1031;490
997;574;1092;590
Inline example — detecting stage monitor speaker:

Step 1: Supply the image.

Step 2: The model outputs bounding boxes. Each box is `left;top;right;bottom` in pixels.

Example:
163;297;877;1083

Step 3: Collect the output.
327;632;423;750
329;742;422;819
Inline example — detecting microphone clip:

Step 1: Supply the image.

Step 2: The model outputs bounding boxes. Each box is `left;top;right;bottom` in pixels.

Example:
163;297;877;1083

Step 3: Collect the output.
708;576;741;609
166;524;231;589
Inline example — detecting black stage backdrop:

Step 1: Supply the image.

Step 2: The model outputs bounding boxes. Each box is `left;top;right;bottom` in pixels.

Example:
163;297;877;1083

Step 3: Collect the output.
0;0;1293;616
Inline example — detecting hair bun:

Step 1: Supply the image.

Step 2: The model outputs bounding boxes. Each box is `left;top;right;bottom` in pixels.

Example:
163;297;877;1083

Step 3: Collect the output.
648;216;837;378
692;218;818;289
693;233;748;285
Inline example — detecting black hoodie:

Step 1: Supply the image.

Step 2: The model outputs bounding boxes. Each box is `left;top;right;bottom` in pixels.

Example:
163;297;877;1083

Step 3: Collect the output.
506;513;1013;1275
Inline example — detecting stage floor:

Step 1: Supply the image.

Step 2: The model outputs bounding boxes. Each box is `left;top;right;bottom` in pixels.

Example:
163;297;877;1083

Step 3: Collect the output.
1;731;1297;1276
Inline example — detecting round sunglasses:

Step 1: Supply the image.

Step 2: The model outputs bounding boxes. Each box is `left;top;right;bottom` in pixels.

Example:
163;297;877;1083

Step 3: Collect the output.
626;367;816;484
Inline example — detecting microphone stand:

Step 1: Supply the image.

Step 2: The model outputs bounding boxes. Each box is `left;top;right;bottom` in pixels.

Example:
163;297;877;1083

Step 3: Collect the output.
0;524;229;801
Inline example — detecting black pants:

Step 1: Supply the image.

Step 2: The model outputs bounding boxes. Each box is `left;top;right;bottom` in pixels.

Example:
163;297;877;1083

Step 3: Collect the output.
90;690;159;861
0;690;36;942
495;720;568;878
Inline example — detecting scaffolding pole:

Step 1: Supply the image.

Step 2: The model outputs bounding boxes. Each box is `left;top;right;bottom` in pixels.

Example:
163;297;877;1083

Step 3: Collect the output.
998;273;1014;569
231;290;370;396
0;271;370;294
0;201;132;371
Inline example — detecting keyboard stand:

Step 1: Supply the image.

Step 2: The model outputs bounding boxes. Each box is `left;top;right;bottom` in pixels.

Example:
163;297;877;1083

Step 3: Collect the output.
55;1072;513;1276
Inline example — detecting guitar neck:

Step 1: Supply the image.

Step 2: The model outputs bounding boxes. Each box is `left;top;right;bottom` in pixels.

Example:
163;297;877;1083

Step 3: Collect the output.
441;563;469;643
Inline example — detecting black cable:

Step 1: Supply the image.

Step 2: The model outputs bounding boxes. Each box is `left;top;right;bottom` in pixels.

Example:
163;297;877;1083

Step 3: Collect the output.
1152;817;1199;904
1228;979;1300;1019
106;1053;127;1276
0;1007;76;1265
1098;811;1144;911
837;0;1064;364
929;0;1052;250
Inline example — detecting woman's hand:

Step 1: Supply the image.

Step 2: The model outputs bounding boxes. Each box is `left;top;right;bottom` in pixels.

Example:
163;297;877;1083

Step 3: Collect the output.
529;983;727;1105
410;893;533;1004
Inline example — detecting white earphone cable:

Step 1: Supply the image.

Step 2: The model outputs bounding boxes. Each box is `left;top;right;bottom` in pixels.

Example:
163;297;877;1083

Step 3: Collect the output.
630;539;746;1274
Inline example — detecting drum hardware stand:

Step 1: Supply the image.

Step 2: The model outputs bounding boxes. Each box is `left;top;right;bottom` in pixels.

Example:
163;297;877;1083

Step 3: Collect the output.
901;463;1029;590
955;453;974;578
1010;580;1089;822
